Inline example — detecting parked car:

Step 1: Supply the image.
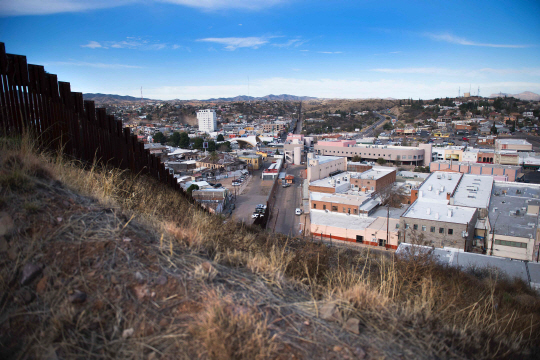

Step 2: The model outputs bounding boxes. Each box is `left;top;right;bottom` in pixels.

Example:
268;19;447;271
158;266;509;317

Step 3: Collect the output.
232;182;240;186
252;213;261;219
295;208;303;215
282;183;291;188
256;204;267;210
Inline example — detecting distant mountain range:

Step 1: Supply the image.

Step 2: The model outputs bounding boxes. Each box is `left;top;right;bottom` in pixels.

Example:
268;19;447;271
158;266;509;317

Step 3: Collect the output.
83;93;152;103
200;94;318;102
488;91;540;101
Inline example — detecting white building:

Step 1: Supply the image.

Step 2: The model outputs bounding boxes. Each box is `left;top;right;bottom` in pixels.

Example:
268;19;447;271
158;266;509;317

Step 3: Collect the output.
197;109;217;133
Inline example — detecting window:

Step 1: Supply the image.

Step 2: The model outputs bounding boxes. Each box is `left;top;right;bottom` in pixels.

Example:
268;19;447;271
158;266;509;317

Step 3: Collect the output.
354;209;357;214
448;229;453;235
495;240;527;248
413;224;418;230
439;228;444;234
332;206;338;211
422;225;426;231
348;208;351;214
430;226;435;233
342;208;346;213
405;223;410;229
356;235;364;243
313;204;317;209
323;205;326;210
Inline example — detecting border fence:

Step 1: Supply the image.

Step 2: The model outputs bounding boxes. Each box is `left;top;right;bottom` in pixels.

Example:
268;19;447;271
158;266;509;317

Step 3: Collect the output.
0;42;203;207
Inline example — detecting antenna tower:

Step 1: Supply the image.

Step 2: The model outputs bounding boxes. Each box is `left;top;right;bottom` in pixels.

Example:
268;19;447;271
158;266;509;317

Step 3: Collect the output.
477;86;480;97
458;86;460;98
141;86;143;106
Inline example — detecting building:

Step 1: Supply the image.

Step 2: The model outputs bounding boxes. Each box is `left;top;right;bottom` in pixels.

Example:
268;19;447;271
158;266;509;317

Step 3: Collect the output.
430;161;521;182
495;139;533;152
197;109;217;133
196;153;246;171
307;154;347;182
349;167;396;192
237;153;263;170
494;151;520;166
487;182;540;261
314;140;431;166
400;172;478;251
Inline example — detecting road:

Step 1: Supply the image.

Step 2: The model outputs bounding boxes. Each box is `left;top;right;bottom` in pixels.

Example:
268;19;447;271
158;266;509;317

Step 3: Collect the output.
358;111;391;138
231;163;274;224
294;101;303;134
269;165;306;236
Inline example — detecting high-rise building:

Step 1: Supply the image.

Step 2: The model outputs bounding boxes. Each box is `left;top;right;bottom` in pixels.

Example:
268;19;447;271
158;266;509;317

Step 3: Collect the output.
197;109;217;133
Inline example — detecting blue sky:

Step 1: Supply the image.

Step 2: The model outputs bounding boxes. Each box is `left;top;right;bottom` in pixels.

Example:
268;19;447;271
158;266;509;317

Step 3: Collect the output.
1;0;539;100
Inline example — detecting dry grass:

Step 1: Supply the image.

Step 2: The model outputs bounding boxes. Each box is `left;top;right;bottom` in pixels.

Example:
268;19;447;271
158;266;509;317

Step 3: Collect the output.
1;133;539;359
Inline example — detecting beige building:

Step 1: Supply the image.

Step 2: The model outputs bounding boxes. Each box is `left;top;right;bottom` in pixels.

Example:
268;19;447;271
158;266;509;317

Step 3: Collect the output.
238;153;263;170
307;155;347;182
495;139;533;152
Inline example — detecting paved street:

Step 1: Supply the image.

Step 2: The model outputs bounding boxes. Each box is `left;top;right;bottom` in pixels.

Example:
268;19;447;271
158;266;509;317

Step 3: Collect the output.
231;163;274;224
269;164;306;236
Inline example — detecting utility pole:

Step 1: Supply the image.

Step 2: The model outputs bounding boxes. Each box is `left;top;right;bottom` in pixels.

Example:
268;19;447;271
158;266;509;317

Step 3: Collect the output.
386;203;390;249
490;213;501;256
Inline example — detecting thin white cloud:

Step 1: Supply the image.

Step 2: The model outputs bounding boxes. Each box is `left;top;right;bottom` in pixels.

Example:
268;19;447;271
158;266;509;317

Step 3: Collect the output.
47;61;143;69
81;38;181;51
0;0;284;16
197;36;269;50
388;51;401;54
158;0;284;11
273;38;306;48
81;41;103;49
372;67;540;77
425;32;532;48
318;51;342;54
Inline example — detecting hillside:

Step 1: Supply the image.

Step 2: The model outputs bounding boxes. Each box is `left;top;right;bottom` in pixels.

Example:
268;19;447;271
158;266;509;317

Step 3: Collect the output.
83;93;153;103
488;91;540;101
1;136;540;359
202;94;318;102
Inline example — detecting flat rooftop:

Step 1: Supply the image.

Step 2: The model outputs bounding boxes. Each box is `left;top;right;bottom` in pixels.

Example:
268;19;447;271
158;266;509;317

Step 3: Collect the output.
452;174;494;209
496;139;532;145
402;201;476;225
310;192;372;207
309;155;343;165
488;182;540;239
309;172;350;188
417;172;462;203
350;167;395;180
430;160;521;170
310;209;377;231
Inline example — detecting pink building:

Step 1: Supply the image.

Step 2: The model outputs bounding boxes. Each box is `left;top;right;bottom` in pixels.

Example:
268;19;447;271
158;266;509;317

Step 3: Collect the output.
316;139;356;147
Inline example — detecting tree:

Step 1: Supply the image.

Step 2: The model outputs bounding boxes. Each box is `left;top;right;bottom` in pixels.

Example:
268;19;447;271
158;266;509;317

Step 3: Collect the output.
153;132;167;144
207;140;216;152
187;184;199;195
275;149;280;155
209;151;219;162
168;131;181;147
383;122;393;131
377;157;386;165
491;124;498;135
179;132;190;148
192;137;204;150
352;155;362;162
218;141;231;152
216;134;225;142
146;114;153;120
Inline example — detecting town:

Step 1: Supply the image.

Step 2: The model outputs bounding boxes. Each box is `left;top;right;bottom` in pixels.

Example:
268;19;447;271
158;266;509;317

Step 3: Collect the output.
87;94;540;280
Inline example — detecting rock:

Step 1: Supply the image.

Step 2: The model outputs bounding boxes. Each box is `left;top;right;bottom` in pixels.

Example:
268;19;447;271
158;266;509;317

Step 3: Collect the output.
36;276;49;294
135;271;145;283
156;275;167;286
0;212;14;236
110;275;119;284
344;318;360;334
159;318;169;328
133;284;148;300
319;302;341;322
0;236;7;252
19;288;35;304
303;320;310;326
69;290;87;304
56;217;63;223
333;345;343;352
21;263;42;285
353;347;366;359
122;328;134;339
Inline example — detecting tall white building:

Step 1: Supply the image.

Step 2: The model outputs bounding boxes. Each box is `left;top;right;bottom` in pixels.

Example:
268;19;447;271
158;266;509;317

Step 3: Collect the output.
197;109;217;133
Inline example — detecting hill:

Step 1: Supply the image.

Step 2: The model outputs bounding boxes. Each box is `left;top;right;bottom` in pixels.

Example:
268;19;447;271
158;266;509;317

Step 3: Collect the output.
488;91;540;101
1;136;539;359
83;93;153;103
202;94;318;102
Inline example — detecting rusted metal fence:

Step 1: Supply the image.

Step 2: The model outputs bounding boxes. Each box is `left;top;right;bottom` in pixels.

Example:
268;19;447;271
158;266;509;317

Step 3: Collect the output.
0;42;200;206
